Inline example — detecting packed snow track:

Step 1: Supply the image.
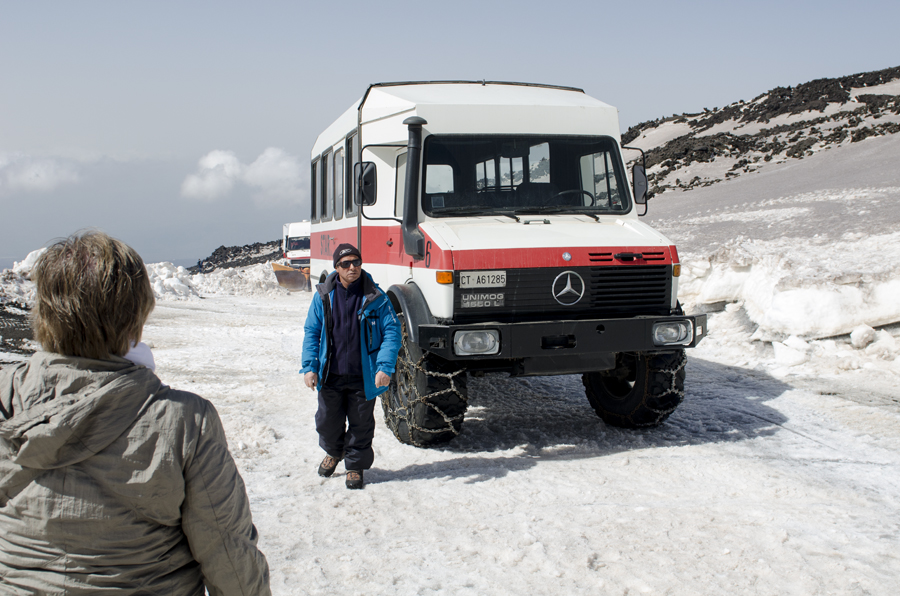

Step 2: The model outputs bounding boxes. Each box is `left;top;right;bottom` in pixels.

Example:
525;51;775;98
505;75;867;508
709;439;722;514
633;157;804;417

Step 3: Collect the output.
140;294;899;596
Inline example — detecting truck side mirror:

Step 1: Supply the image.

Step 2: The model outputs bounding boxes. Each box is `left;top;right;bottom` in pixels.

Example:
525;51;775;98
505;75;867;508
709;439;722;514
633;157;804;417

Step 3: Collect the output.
356;162;377;206
632;164;648;204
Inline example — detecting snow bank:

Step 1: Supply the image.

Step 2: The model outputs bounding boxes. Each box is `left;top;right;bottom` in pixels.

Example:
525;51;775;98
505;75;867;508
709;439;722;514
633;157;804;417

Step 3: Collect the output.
146;262;201;301
693;299;899;387
4;253;290;305
146;261;289;301
0;248;45;306
679;231;900;340
189;262;289;298
11;248;46;278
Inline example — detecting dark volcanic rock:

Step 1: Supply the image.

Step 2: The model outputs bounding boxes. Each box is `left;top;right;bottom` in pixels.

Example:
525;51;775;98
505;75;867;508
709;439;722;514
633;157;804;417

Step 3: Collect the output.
189;240;282;273
622;64;900;197
0;302;34;362
624;65;900;141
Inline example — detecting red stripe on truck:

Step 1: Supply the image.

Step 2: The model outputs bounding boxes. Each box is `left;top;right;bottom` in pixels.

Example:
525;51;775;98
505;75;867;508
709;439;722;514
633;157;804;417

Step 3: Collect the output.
313;224;673;270
448;246;672;269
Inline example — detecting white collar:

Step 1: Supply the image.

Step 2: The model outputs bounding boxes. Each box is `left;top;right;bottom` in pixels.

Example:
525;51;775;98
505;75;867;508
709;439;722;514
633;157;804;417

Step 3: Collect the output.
124;342;156;371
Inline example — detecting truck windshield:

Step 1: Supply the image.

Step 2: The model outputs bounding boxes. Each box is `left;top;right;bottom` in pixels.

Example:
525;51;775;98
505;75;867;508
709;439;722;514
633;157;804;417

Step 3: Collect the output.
287;237;310;251
422;135;630;217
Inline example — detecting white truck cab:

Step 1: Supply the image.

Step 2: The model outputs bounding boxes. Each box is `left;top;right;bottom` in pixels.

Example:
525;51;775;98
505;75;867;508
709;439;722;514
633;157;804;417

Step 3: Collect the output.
310;81;706;446
282;221;311;268
272;221;312;291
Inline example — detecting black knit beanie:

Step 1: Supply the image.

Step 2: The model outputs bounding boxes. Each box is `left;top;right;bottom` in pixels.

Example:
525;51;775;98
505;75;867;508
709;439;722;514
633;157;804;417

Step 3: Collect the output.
333;243;361;268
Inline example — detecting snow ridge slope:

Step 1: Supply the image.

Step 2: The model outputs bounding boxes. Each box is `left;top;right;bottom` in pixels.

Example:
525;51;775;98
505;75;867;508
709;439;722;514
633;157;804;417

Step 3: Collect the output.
623;65;900;196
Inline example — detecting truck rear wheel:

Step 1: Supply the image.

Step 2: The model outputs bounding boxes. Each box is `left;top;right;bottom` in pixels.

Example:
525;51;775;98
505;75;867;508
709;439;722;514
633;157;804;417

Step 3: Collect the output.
382;321;468;447
582;351;686;428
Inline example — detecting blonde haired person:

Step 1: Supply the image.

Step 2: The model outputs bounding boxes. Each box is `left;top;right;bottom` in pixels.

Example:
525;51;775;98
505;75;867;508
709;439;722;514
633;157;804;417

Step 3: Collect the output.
0;232;270;596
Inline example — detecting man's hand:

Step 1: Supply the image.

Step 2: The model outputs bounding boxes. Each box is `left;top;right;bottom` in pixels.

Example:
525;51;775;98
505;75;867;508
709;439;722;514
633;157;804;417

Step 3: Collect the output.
375;371;391;388
304;372;318;390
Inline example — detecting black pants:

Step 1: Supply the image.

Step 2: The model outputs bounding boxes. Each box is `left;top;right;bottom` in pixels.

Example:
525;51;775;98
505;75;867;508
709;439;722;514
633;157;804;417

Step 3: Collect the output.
315;374;377;471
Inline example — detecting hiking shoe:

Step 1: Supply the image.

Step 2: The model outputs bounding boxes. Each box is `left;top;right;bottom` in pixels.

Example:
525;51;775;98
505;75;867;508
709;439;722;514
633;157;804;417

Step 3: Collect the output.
346;470;364;490
317;455;341;478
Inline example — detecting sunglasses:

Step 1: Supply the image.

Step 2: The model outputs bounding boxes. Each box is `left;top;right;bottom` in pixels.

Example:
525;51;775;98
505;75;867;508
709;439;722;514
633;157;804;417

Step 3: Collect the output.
337;258;362;269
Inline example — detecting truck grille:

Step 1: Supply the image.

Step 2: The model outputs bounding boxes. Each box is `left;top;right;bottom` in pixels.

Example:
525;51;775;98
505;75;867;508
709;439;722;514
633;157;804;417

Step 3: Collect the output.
453;265;671;323
589;265;669;309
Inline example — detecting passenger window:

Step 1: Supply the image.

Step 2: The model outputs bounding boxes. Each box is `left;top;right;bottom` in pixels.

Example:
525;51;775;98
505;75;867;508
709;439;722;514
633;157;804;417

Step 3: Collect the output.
528;143;550;183
395;152;407;218
426;164;454;194
334;148;344;220
476;159;495;190
498;158;523;189
346;134;359;217
322;151;332;221
580;150;623;208
310;159;319;222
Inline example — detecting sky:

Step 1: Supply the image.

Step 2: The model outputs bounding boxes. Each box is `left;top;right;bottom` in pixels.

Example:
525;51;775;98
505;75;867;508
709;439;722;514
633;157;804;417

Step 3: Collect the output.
2;0;899;269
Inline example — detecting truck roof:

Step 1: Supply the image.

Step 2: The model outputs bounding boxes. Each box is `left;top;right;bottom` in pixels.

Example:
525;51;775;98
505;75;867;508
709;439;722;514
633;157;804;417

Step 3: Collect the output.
361;81;598;107
312;81;621;156
284;221;311;236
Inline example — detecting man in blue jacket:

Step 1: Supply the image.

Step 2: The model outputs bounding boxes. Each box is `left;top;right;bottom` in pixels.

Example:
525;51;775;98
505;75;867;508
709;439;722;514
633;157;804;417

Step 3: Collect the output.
301;244;401;489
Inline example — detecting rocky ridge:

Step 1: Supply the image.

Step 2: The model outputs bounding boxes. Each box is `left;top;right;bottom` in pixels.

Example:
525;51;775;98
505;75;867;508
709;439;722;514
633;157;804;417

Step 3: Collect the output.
0;301;34;361
189;239;281;273
622;65;900;197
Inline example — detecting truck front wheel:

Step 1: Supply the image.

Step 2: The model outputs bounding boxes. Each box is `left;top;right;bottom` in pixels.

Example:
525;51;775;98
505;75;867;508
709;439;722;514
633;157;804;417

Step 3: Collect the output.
382;321;468;447
582;351;686;428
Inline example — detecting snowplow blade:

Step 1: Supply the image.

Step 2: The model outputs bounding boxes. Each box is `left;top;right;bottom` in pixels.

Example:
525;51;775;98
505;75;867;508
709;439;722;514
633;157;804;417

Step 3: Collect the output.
272;263;311;291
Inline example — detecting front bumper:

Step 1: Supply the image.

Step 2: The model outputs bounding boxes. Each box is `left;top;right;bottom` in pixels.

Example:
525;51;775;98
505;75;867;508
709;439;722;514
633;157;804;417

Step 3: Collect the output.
417;314;707;372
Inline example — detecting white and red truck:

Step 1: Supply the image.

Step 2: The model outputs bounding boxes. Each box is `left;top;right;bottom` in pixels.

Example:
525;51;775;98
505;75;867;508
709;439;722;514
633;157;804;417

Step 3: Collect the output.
309;81;706;446
282;221;311;268
272;221;312;291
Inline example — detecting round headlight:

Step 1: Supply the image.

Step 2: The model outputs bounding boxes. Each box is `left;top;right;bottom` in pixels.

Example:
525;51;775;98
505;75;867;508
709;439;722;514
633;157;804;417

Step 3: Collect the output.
454;330;500;355
652;321;692;346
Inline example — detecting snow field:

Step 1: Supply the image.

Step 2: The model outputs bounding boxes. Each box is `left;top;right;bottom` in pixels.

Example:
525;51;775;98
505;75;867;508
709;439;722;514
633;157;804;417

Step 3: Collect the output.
143;294;900;595
5;247;899;593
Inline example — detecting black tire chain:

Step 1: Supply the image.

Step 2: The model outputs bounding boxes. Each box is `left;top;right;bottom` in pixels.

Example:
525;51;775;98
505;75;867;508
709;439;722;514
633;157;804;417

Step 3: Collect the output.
644;350;687;418
390;323;467;447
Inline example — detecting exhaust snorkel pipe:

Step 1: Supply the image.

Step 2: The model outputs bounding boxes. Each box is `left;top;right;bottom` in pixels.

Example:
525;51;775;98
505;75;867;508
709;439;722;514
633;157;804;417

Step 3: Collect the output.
402;116;427;260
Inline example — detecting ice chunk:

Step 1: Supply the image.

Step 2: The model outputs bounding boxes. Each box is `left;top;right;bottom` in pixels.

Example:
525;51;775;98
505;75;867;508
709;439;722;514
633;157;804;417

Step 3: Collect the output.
864;330;897;360
772;341;810;367
849;325;876;349
12;248;47;279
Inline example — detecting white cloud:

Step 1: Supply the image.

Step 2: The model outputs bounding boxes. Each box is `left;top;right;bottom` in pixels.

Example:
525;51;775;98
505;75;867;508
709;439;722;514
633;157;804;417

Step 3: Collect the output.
181;148;304;204
180;150;242;200
0;153;81;193
244;148;304;203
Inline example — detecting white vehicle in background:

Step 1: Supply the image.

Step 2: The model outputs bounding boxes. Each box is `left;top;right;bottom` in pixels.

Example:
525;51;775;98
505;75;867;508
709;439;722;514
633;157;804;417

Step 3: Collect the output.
282;221;311;267
272;221;311;291
309;81;707;447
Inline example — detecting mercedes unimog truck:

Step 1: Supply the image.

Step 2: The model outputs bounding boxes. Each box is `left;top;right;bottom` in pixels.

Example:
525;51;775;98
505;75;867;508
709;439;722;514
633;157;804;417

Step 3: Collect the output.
309;81;707;446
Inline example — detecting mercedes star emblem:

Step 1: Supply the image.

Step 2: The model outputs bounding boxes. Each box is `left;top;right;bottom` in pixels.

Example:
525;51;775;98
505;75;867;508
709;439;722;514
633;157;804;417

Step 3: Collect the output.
552;271;586;305
562;252;572;261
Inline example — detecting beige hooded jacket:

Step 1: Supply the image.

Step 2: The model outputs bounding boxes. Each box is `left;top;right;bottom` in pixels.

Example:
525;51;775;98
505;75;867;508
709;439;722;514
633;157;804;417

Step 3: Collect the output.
0;352;271;595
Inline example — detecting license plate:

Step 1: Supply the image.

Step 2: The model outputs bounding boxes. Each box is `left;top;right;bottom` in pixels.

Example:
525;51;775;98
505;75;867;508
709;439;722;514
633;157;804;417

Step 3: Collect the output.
458;271;507;288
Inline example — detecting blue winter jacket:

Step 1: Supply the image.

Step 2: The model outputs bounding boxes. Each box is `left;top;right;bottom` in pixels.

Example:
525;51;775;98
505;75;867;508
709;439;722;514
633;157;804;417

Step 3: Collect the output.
300;271;401;400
